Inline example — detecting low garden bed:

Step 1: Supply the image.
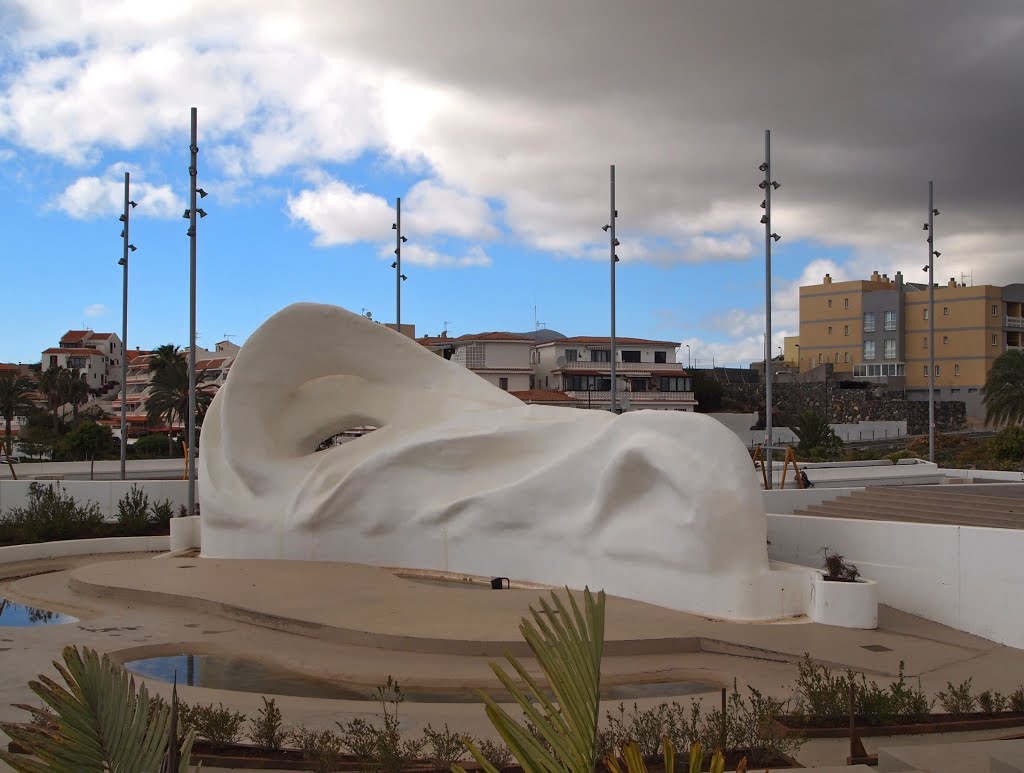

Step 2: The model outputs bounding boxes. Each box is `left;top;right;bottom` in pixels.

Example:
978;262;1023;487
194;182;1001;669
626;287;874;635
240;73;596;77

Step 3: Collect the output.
774;711;1024;738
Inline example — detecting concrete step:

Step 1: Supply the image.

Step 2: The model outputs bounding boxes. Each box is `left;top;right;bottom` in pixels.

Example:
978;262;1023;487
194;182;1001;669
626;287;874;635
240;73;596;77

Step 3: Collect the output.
814;497;1024;523
794;504;1022;529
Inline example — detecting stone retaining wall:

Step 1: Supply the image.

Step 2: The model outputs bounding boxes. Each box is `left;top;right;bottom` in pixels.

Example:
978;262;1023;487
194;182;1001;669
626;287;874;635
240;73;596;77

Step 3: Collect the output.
725;382;966;435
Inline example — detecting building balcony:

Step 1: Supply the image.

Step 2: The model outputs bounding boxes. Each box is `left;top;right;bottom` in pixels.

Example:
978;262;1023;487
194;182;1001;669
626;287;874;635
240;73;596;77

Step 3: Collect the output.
564;390;695;404
558;360;683;372
1005;316;1024;329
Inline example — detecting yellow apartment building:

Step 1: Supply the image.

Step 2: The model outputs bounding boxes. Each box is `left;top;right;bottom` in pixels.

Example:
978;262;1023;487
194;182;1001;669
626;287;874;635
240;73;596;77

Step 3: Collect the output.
799;271;1024;421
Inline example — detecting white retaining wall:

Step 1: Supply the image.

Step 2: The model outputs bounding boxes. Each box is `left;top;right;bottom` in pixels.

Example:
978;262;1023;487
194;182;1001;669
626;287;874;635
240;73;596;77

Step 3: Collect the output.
0;480;191;520
0;535;170;564
767;513;1024;649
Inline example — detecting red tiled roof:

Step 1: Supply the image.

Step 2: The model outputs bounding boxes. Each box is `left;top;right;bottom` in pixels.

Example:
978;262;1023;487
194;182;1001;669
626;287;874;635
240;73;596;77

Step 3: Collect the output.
455;332;534;343
471;367;534;372
90;332;115;340
59;330;91;342
196;358;228;369
511;389;579;403
42;348;105;356
650;368;690;376
538;336;680;347
126;351;152;363
417;337;456;346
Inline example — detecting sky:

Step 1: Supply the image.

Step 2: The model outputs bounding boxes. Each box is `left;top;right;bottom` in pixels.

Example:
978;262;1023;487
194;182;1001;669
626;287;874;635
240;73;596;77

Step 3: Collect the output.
2;1;1023;367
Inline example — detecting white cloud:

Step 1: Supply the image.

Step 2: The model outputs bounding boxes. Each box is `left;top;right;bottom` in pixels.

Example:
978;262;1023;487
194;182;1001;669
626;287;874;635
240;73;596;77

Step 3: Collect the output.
403;180;497;241
53;170;185;219
83;303;108;318
286;180;392;246
396;244;492;269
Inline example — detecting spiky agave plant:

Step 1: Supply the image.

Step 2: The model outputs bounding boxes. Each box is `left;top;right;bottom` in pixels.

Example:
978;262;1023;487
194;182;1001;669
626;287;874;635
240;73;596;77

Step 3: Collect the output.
0;645;194;773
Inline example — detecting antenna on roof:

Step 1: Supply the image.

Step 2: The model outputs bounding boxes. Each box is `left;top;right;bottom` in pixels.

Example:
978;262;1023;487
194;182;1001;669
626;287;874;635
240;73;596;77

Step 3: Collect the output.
222;333;234;342
443;320;450;334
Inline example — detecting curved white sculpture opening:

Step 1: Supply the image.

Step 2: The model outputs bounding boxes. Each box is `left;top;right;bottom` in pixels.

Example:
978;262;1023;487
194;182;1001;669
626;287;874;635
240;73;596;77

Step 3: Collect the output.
200;303;803;620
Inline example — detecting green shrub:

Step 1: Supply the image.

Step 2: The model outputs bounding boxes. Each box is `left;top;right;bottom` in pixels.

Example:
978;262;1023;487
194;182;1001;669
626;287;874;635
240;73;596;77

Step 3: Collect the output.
473;737;512;769
249;696;285;751
0;482;105;543
1011;687;1024;713
179;702;246;746
978;690;1008;714
335;677;425;773
290;727;345;773
727;682;802;766
423;723;466;769
132;433;180;458
937;679;976;717
116;485;150;536
990;426;1024;460
149;498;174;529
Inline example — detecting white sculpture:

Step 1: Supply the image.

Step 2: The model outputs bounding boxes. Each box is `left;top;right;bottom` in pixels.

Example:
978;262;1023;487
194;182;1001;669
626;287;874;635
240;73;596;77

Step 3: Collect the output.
200;303;804;620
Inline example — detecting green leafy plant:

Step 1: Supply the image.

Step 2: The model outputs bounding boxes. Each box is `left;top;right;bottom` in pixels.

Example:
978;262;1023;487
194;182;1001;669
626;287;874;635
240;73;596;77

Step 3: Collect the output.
150;498;175;529
0;645;193;772
727;682;801;766
937;679;976;717
249;696;286;752
604;739;733;773
822;549;860;582
0;482;105;544
454;588;605;773
423;722;466;769
984;350;1024;427
978;690;1008;714
793;410;843;459
473;737;512;770
116;484;151;536
55;420;112;479
291;727;345;773
179;701;246;746
336;677;425;773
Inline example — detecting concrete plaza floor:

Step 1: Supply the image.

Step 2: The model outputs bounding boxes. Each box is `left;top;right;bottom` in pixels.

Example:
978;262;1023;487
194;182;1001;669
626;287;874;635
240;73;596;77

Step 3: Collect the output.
1;552;1023;771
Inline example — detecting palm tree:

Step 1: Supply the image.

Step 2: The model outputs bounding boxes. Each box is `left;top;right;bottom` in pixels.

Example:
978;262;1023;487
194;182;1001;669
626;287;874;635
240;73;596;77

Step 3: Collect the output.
984;350;1024;427
0;373;34;477
792;409;843;458
146;357;212;456
64;367;92;423
148;344;183;376
38;366;70;435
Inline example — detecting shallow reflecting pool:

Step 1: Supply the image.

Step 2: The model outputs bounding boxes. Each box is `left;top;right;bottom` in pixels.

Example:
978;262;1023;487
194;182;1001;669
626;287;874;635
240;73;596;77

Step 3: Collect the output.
125;653;716;702
0;596;76;626
400;576;490;590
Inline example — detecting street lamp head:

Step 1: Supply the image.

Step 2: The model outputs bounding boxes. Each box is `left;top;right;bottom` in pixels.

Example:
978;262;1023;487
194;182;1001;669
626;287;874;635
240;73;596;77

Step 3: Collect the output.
400;274;408;281
394;248;399;256
612;238;620;247
182;209;191;219
760;199;766;209
760;215;768;224
922;265;930;272
128;244;137;252
613;254;621;263
400;235;408;243
771;180;780;190
118;258;126;266
758;181;768;190
129;200;138;208
186;227;195;237
120;230;125;238
197;188;208;199
932;208;940;216
771;233;781;242
759;162;768;172
391;261;397;268
923;223;929;230
601;224;610;232
196;208;207;218
933;250;941;258
119;214;126;222
392;223;397;230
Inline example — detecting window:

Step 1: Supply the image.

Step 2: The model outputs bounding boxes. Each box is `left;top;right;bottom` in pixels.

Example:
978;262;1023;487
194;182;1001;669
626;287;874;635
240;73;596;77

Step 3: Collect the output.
943;306;949;316
884;310;896;331
863;312;875;332
659;377;692;392
993;334;999;347
923;336;928;349
828;326;833;335
835;352;839;363
845;352;850;363
884;339;896;359
109;342;114;353
654;351;667;364
565;375;611;391
818;353;823;364
828;299;833;308
935;364;941;376
955;364;960;376
631;378;650;392
844;324;850;336
592;349;611;362
863;341;876;360
499;377;508;391
622;350;641;363
943;335;949;345
923;308;929;320
993;304;999;317
565;348;578;362
844;298;850;309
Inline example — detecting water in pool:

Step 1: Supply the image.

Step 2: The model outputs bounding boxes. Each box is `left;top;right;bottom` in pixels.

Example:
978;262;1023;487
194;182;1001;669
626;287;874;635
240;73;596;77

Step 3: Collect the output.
124;654;716;702
0;596;76;626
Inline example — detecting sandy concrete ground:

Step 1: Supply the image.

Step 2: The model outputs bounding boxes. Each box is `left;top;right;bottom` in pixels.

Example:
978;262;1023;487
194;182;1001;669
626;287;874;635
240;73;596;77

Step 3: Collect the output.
0;552;1022;771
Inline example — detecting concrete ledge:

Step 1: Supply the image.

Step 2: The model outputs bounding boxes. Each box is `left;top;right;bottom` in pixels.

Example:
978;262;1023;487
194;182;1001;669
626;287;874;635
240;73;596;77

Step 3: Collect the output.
170;516;201;551
0;536;169;564
810;573;878;629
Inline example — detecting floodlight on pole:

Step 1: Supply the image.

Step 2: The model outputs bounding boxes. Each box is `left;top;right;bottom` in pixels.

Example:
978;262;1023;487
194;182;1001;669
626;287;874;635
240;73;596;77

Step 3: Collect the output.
392;198;407;332
926;181;940;464
119;172;135;481
760;129;781;490
604;164;619;413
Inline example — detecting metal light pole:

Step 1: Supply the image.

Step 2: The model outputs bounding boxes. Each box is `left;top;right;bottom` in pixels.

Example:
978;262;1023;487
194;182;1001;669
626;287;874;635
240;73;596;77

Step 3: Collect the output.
118;173;136;480
392;198;407;331
926;181;938;464
606;165;620;413
186;107;199;517
759;130;781;489
686;344;691;369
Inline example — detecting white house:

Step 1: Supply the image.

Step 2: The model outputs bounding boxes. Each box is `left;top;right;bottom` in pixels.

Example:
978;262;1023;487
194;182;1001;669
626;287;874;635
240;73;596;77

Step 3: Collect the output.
449;333;535;392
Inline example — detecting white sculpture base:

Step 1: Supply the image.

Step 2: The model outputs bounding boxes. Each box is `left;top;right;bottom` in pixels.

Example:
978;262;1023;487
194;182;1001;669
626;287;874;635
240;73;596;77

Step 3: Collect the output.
200;303;811;621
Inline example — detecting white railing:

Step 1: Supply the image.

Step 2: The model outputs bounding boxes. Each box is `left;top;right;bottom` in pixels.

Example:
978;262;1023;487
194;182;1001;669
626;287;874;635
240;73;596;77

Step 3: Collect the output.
564;390;695;403
559;360;684;371
1006;316;1024;329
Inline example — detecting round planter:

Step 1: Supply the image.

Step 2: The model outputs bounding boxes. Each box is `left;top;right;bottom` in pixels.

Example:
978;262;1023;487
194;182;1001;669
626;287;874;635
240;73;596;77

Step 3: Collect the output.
810;572;878;629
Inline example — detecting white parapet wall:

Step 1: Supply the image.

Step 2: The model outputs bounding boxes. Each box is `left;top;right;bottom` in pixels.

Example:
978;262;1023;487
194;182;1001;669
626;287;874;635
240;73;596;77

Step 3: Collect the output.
767;513;1024;649
0;480;192;520
0;535;170;564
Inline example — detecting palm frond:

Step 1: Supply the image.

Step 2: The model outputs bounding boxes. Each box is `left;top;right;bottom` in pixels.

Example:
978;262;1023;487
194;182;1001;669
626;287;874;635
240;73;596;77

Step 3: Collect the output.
0;645;193;773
